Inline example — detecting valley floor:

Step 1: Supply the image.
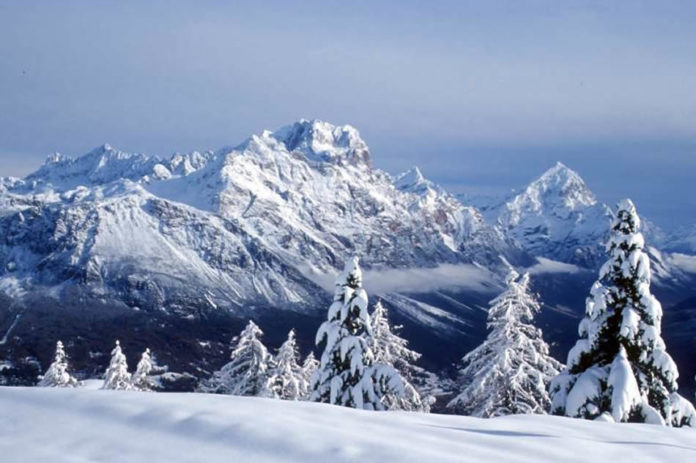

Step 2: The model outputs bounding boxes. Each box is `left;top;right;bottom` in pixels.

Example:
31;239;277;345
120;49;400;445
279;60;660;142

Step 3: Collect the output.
1;386;695;462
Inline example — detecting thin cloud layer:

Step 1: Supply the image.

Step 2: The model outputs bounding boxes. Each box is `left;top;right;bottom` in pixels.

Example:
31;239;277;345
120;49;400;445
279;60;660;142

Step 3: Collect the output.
306;263;499;295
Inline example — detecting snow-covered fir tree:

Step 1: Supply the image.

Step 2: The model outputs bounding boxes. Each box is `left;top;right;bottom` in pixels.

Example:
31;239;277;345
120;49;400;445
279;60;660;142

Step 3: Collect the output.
310;256;403;410
264;330;308;400
370;300;433;412
301;352;318;399
550;199;696;427
102;340;132;390
131;348;155;392
38;340;81;388
198;320;271;396
447;271;562;417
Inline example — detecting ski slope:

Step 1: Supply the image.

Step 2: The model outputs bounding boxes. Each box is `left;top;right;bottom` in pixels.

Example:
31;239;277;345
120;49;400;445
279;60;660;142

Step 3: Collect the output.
1;386;695;462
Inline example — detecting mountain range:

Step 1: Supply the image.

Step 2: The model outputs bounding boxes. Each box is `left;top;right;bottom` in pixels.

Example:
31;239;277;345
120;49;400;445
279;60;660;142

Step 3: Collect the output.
1;120;695;396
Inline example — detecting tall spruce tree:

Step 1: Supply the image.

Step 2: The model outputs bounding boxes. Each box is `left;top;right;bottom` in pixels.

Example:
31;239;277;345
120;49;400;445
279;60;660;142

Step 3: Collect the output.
198;320;271;396
102;340;132;390
550;199;695;426
370;300;433;412
264;330;308;400
447;271;562;417
38;340;80;388
310;257;403;410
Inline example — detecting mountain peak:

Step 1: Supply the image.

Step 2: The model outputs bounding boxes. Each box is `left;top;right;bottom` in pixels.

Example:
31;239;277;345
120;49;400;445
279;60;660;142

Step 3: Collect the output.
26;144;159;189
44;152;68;165
537;161;582;184
394;167;425;190
527;162;595;209
495;162;611;267
270;119;371;167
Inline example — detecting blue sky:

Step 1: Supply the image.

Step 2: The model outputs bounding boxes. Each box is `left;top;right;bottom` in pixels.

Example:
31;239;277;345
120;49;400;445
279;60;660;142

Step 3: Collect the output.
1;1;695;228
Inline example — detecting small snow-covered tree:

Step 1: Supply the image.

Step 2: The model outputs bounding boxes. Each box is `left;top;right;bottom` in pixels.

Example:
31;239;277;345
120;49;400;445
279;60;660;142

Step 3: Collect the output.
198;320;271;396
310;256;403;410
370;300;432;412
301;352;318;399
102;340;132;390
264;330;307;400
447;271;562;417
132;348;155;392
550;199;695;427
38;340;80;388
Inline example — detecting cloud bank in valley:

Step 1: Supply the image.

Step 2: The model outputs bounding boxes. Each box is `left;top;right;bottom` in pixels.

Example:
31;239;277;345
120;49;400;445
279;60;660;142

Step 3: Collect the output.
305;263;500;295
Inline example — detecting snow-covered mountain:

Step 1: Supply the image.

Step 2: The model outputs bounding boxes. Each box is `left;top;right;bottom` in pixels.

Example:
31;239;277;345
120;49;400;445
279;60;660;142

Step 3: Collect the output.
470;162;612;268
462;162;695;277
1;120;695;391
0;120;520;317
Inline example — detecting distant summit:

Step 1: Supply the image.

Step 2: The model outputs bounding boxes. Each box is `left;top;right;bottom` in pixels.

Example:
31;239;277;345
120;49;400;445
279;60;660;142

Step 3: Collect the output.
24;144;159;190
271;119;371;167
466;163;608;267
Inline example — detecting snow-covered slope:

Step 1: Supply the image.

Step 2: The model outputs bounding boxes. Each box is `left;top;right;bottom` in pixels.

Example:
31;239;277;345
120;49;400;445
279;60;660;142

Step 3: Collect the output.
2;386;695;463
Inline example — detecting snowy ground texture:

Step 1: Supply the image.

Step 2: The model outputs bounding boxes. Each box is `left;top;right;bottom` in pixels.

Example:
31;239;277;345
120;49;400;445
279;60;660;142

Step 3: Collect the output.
2;386;696;462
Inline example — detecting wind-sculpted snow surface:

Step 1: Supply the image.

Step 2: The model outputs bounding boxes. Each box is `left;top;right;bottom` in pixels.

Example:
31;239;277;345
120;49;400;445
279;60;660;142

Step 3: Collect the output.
2;386;696;463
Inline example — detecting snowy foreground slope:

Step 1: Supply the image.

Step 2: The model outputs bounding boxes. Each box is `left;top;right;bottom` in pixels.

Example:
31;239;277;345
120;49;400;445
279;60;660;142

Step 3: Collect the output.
2;387;695;463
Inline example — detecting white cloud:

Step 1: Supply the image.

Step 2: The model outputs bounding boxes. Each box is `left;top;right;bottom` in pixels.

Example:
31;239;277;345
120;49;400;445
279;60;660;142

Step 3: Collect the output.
667;253;696;274
305;263;499;295
526;257;583;275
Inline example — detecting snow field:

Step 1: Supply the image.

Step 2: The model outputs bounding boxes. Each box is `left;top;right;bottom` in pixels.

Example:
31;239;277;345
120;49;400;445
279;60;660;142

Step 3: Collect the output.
1;386;696;463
